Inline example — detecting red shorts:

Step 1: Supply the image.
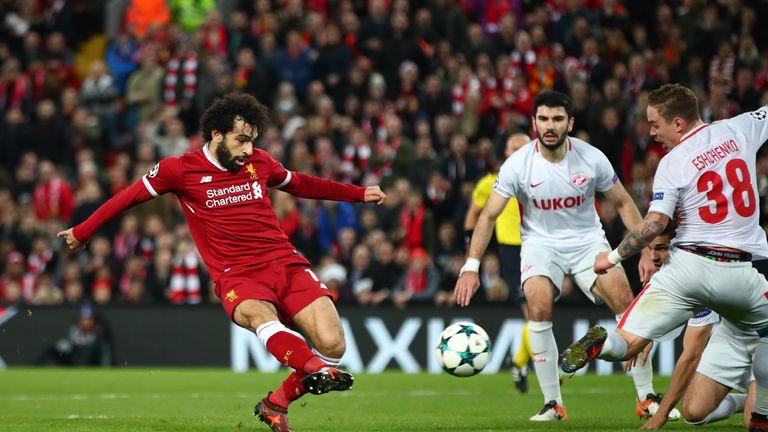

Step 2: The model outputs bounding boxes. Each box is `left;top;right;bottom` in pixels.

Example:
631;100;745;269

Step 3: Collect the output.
214;253;331;323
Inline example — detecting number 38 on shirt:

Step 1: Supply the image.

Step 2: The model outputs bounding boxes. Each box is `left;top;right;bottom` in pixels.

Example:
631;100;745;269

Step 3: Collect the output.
697;158;756;224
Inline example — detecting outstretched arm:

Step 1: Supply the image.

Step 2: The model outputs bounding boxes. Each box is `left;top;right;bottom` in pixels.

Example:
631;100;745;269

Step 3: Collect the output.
277;172;385;204
641;324;712;429
58;180;155;249
595;211;670;274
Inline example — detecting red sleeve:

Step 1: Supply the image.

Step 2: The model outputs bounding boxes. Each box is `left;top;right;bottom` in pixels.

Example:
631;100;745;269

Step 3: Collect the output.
142;157;183;196
277;171;365;202
264;151;365;202
72;180;155;242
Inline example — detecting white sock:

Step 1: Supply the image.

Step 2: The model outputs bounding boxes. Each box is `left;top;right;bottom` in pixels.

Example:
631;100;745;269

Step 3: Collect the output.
630;356;655;400
616;313;655;400
528;321;562;405
313;348;341;366
753;338;768;415
687;393;745;425
598;329;628;361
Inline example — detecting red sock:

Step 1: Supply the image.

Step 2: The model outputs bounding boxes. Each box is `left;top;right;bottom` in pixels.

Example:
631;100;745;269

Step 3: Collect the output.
265;331;328;373
269;370;307;408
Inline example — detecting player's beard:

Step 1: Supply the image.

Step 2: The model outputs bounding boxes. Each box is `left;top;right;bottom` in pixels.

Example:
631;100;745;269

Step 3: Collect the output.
216;144;247;172
537;129;567;152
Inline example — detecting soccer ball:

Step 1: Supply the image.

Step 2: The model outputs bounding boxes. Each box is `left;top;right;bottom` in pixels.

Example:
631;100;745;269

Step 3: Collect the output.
436;322;492;377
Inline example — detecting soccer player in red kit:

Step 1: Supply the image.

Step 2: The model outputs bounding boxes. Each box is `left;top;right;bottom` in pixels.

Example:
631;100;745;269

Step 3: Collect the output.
57;93;386;432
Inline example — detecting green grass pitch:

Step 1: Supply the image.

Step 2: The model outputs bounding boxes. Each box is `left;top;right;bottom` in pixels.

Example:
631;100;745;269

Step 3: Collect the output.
0;368;746;431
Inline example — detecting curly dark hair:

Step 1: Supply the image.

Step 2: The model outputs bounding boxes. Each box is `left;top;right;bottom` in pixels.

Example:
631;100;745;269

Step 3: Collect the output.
199;92;270;142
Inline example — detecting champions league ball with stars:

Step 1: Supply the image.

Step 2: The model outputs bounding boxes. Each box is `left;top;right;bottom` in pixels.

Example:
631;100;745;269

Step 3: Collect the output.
436;322;492;377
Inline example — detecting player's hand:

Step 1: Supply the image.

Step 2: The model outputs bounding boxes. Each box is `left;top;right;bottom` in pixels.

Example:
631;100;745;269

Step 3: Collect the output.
364;186;386;205
639;341;653;366
638;248;656;284
641;409;669;429
57;228;86;250
624;341;654;372
454;271;480;307
594;251;614;274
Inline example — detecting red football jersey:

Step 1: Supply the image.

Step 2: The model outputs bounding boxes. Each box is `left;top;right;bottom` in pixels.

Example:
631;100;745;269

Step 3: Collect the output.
74;144;365;281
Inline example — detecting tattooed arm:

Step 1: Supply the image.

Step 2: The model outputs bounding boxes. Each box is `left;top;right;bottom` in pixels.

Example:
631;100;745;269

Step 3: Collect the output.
595;212;671;274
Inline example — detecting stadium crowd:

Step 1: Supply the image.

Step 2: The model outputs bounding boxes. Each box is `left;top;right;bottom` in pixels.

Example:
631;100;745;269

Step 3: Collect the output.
0;0;767;309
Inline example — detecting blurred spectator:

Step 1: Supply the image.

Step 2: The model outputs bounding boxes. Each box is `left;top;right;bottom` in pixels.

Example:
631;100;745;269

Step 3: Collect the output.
169;230;202;304
28;100;71;168
105;33;139;94
319;261;348;304
125;50;164;122
33;160;74;223
363;239;400;305
315;200;359;253
37;304;111;366
273;190;300;239
275;31;314;101
124;0;171;38
0;251;32;305
292;208;323;264
0;58;31;114
348;244;374;297
31;271;63;305
147;113;190;158
314;23;353;108
398;189;435;253
234;47;273;108
392;248;440;308
169;0;217;32
0;108;30;172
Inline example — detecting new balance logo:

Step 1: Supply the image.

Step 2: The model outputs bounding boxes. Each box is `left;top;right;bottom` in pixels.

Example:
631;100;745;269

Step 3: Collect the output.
200;176;213;183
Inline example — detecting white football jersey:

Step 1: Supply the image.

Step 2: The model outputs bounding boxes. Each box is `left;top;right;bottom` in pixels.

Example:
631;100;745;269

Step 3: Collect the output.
649;106;768;258
494;137;618;249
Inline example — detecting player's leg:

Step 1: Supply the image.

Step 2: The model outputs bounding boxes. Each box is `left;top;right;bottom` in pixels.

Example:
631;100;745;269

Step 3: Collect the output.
750;338;768;431
524;276;567;421
687;318;756;425
233;299;330;374
291;295;354;394
746;381;756;426
500;244;529;393
512;321;531;394
233;299;320;432
595;269;658;409
562;250;701;372
681;373;738;424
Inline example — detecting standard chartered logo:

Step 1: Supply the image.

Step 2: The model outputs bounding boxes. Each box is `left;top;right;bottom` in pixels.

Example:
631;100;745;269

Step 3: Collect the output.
205;181;263;208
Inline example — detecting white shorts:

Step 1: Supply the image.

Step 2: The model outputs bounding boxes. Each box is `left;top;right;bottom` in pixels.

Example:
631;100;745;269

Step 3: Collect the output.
520;240;616;304
619;247;768;340
697;320;758;393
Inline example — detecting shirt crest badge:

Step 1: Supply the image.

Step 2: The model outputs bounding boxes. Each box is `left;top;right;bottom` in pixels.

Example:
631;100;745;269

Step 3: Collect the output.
246;163;258;180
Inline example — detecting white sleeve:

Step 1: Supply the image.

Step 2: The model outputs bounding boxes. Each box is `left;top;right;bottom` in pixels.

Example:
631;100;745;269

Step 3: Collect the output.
594;151;618;192
687;308;719;327
493;158;518;198
725;106;768;152
647;157;679;218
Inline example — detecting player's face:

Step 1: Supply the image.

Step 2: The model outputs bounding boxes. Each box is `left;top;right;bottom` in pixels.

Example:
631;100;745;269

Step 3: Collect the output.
647;105;677;150
533;106;573;151
215;117;257;172
646;234;671;269
504;134;529;158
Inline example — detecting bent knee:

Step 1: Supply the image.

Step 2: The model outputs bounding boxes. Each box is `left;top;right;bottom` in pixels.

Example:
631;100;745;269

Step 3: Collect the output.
314;336;346;360
681;405;709;425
